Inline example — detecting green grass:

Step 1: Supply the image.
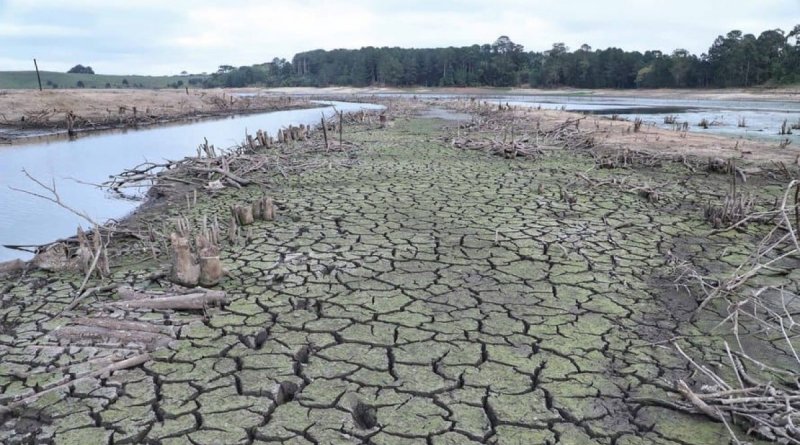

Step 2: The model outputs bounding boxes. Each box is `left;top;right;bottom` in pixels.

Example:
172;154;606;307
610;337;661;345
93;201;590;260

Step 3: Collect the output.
0;71;208;90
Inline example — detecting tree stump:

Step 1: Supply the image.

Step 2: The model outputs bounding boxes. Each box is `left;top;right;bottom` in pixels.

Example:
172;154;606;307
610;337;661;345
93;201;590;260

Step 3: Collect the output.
256;130;269;147
75;227;94;274
169;233;200;287
232;205;254;226
227;215;239;244
252;196;275;221
66;111;76;137
197;235;223;287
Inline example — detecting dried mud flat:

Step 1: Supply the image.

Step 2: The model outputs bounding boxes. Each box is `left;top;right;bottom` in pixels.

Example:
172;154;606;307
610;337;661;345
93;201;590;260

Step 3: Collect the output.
0;100;798;445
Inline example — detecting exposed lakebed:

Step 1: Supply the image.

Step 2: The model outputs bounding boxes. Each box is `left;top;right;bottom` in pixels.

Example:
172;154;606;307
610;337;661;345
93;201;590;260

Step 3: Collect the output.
0;101;383;262
0;112;791;444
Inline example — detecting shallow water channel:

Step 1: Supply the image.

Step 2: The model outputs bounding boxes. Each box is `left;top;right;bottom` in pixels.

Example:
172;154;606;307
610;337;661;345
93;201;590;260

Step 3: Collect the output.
0;101;383;262
390;93;800;141
504;95;800;140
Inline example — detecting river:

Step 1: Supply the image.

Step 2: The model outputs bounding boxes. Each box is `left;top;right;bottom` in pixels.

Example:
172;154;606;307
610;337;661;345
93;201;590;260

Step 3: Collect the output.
0;101;383;262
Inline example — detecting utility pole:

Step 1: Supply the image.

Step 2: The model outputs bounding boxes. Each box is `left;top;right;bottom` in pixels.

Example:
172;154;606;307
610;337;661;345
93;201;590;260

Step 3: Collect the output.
33;59;43;91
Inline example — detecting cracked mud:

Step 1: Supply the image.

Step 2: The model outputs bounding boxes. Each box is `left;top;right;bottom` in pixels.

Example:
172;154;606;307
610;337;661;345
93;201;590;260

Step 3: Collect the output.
0;112;787;444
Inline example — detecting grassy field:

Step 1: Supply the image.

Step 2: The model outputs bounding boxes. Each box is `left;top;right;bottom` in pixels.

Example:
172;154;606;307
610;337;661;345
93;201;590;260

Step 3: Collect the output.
0;71;207;89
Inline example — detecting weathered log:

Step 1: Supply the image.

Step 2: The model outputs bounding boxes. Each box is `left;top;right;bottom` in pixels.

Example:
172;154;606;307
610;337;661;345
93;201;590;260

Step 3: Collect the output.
71;317;174;335
0;259;25;277
52;325;173;349
117;286;154;301
0;353;150;415
169;233;200;287
189;167;252;186
707;157;730;174
107;289;227;310
31;243;73;272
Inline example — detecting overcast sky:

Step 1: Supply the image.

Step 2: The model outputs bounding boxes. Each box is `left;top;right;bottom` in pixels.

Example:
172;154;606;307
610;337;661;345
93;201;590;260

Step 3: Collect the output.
1;0;797;75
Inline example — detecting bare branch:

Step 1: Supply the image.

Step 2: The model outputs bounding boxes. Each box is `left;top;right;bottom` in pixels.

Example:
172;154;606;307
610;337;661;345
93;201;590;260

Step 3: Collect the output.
10;168;98;226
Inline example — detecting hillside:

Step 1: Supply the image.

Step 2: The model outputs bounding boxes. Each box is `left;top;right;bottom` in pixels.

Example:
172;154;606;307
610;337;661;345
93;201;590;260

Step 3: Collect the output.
0;71;207;90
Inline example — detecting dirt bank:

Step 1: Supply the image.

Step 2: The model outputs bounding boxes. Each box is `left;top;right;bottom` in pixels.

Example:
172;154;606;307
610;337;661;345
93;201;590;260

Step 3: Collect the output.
0;88;306;142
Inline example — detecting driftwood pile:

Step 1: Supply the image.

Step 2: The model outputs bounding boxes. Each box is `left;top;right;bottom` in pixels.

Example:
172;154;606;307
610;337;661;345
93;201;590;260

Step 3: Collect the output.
672;181;800;444
52;315;176;350
105;108;386;196
664;343;800;444
446;100;598;159
574;173;667;203
0;284;228;416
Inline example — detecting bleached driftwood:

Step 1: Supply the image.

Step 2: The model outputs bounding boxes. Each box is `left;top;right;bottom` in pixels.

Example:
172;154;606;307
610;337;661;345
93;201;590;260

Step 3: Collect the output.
106;288;227;310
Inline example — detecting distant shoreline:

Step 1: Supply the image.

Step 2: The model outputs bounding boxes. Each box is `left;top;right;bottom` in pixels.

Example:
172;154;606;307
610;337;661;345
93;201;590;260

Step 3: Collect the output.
2;86;797;144
261;85;800;102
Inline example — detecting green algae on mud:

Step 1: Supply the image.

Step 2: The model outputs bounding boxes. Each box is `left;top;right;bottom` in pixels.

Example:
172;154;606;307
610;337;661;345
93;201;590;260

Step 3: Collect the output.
0;109;792;444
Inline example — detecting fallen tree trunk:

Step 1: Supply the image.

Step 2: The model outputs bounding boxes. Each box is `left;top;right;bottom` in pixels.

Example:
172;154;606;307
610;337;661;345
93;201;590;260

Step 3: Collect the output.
52;325;173;350
106;289;227;310
0;353;150;415
70;317;175;335
189;166;253;186
0;259;25;277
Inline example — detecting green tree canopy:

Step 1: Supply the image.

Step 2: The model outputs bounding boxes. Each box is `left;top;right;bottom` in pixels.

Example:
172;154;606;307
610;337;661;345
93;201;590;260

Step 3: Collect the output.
67;64;94;74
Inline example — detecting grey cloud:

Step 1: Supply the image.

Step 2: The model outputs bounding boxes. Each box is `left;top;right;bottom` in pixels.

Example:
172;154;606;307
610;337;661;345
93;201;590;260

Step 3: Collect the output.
0;0;795;75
